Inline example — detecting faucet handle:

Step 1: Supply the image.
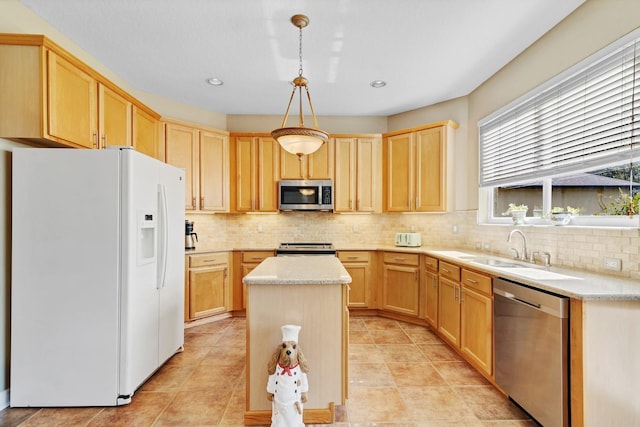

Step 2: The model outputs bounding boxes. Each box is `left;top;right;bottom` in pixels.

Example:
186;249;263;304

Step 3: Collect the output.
541;251;551;268
510;247;519;259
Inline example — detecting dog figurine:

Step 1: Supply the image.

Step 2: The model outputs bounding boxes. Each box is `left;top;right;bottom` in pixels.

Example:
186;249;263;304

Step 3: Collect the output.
267;325;309;427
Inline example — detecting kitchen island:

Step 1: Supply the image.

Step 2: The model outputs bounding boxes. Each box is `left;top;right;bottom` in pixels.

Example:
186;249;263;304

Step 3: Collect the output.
242;255;352;425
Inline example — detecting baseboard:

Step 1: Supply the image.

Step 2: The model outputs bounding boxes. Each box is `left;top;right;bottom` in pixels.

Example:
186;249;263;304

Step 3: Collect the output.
0;388;9;409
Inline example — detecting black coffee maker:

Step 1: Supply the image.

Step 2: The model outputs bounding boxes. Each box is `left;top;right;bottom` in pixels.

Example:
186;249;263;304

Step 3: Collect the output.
185;220;198;250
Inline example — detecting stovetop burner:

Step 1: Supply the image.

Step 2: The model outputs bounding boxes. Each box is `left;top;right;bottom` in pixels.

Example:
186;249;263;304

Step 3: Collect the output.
276;242;336;256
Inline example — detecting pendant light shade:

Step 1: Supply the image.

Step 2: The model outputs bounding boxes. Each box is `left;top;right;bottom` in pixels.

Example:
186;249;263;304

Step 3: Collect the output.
271;14;328;158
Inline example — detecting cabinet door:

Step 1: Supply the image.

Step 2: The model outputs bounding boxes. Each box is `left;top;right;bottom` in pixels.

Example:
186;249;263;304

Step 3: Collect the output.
133;106;161;160
438;276;460;346
460;286;493;375
47;50;97;148
189;265;228;319
382;264;419;316
356;138;378;212
334;138;356;212
256;137;279;212
424;270;439;327
415;126;444;211
344;264;369;308
307;139;333;179
385;133;413;211
234;137;255;212
280;148;304;179
200;130;229;212
165;123;198;210
280;140;333;179
99;83;131;149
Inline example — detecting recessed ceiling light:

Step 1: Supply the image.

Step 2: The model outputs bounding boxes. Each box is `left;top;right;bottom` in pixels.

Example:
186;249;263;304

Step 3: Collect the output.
370;80;386;88
206;77;224;86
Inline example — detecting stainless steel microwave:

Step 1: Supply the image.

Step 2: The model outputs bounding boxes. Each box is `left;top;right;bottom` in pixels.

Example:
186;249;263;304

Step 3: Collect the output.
278;180;333;211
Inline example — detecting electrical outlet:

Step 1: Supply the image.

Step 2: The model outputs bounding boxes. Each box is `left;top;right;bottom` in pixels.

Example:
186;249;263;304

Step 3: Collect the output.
410;224;416;232
483;243;491;252
603;257;622;271
353;224;360;233
257;223;263;233
475;242;482;250
452;224;459;234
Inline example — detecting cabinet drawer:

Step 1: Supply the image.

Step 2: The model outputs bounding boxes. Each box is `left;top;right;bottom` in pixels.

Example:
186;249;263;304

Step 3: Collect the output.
189;252;228;268
461;269;492;295
241;251;273;263
383;252;419;266
424;255;438;272
439;261;461;281
338;251;370;263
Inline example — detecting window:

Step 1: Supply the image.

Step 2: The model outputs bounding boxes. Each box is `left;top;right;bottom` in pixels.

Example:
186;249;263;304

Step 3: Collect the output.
479;28;640;227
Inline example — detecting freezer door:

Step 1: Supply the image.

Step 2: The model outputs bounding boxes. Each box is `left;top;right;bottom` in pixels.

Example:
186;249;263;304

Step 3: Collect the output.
11;148;121;406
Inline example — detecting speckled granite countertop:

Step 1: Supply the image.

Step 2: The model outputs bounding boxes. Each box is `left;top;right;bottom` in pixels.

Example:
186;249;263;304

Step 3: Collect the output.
242;256;352;285
187;245;640;301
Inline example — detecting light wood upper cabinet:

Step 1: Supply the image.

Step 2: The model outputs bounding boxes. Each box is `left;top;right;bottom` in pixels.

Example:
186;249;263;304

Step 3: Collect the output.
99;83;132;149
48;50;97;148
382;121;457;212
199;130;230;212
132;106;163;161
0;34;161;150
165;123;198;210
165;120;229;212
280;139;333;180
231;135;279;213
334;136;381;213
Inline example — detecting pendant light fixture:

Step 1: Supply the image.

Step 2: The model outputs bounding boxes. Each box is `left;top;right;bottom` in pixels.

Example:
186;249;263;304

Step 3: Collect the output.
271;14;329;158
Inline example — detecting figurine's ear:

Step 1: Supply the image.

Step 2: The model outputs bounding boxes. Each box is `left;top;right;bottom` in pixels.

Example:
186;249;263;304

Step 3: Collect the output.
267;346;281;374
297;348;309;373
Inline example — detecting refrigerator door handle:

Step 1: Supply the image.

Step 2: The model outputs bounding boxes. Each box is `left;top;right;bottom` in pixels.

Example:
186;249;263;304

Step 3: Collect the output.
157;183;169;290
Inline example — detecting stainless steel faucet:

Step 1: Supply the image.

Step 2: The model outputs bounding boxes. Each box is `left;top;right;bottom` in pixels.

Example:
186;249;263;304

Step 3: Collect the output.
507;229;527;261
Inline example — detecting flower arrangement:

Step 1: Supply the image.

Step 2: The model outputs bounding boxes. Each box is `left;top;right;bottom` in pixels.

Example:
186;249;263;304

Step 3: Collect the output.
600;188;639;217
502;203;528;215
502;203;528;225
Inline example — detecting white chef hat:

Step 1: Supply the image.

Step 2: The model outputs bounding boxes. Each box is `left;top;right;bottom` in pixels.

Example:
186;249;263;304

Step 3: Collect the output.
281;324;301;342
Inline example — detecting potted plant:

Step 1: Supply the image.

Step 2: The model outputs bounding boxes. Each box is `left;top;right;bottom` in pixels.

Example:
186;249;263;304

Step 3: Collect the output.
503;203;528;225
547;206;580;226
600;188;640;217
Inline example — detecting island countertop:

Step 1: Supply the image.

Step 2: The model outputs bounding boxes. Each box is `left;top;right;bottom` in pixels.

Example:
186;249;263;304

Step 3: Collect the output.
242;255;352;285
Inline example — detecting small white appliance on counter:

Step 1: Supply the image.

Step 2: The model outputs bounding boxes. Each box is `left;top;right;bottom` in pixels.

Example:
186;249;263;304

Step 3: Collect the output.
11;147;185;407
395;232;422;247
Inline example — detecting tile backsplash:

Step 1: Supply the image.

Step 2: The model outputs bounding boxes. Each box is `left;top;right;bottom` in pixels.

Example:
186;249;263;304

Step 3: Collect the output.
186;211;640;279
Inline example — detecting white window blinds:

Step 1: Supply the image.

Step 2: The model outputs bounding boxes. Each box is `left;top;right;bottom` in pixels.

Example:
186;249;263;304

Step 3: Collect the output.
479;37;640;187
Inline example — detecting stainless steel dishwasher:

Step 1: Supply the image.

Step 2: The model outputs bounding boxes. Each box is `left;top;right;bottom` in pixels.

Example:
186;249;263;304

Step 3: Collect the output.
494;277;569;427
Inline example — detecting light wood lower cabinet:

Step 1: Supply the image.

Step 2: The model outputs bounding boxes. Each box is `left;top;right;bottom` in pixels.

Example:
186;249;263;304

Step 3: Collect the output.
423;255;439;328
438;260;493;376
232;251;274;311
382;252;420;317
337;251;372;308
186;252;231;321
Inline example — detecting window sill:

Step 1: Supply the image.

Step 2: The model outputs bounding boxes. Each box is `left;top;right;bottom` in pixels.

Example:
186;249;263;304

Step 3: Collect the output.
483;215;639;229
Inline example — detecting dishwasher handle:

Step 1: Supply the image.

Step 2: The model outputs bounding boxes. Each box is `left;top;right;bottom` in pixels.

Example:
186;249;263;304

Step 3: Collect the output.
493;278;569;319
498;290;541;309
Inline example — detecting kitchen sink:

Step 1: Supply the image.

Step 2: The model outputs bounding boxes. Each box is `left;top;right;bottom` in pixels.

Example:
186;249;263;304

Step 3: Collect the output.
506;268;581;281
468;258;528;268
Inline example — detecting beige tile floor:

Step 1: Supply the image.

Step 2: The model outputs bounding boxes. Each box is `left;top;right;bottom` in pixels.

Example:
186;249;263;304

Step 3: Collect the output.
0;316;535;426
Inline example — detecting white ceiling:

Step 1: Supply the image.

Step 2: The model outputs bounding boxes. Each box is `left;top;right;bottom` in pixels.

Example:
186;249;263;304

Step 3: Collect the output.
19;0;584;117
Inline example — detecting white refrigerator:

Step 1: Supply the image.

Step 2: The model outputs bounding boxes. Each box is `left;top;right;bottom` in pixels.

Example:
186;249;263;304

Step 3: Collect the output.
10;147;185;407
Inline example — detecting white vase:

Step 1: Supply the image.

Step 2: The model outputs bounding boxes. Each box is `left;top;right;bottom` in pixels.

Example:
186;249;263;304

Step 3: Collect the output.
511;210;527;225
